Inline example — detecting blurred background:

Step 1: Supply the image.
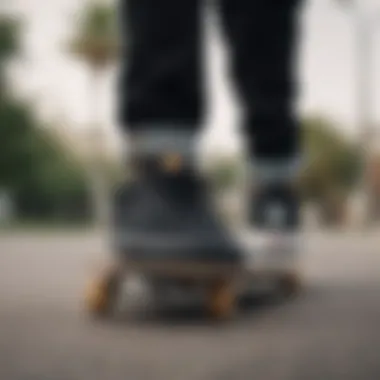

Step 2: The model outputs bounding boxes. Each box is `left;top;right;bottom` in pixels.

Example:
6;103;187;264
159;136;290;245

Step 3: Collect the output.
1;1;380;380
1;0;380;230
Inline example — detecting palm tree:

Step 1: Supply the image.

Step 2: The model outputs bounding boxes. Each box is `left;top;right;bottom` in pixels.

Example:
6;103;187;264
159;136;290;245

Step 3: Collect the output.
67;0;119;227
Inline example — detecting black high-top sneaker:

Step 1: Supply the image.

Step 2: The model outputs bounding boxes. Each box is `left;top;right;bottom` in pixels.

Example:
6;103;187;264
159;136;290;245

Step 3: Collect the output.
113;153;242;264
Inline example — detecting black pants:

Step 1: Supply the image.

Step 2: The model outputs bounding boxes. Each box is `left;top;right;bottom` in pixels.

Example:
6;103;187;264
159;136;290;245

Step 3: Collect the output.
119;0;303;160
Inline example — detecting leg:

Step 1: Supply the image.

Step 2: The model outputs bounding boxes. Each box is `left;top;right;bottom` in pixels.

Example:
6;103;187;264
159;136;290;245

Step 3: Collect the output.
218;0;303;161
219;0;304;229
114;0;242;263
218;0;305;298
87;0;243;322
118;0;204;156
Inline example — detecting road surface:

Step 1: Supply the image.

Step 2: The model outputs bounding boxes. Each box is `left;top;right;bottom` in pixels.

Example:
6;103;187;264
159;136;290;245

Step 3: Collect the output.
0;230;379;380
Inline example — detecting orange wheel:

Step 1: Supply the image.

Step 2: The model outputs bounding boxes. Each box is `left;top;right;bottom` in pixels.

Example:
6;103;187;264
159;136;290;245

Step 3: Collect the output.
278;272;303;298
207;279;236;320
84;266;119;318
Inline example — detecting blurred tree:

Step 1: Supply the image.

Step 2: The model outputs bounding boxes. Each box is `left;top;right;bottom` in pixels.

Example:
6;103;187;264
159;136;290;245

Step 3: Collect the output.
0;100;39;189
300;116;362;224
0;16;32;190
0;99;91;222
0;16;20;62
67;1;119;226
0;16;21;100
68;1;118;70
301;116;361;199
0;16;90;223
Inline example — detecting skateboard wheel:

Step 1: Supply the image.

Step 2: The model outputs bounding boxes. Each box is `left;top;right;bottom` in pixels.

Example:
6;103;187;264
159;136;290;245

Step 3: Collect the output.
277;272;302;298
207;279;236;320
84;267;119;318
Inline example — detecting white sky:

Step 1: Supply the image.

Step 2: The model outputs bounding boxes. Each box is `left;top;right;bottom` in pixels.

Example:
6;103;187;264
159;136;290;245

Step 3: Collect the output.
4;0;380;153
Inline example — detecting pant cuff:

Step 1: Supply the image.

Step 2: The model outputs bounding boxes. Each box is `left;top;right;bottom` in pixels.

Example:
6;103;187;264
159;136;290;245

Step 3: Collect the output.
250;156;303;184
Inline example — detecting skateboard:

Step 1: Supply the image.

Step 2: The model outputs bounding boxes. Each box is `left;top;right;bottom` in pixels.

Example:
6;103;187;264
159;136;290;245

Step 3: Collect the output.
84;233;302;321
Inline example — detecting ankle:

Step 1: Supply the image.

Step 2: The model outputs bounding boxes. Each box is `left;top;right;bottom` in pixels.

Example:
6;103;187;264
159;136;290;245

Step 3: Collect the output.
249;156;303;186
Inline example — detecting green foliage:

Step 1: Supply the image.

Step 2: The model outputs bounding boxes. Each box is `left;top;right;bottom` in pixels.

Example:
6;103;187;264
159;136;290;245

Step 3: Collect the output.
301;116;362;200
0;100;36;188
0;16;22;101
0;15;91;223
0;98;91;222
0;16;21;63
67;2;119;68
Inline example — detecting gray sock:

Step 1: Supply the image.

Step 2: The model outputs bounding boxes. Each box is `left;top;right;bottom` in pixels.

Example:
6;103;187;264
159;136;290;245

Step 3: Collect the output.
129;127;197;162
250;156;303;185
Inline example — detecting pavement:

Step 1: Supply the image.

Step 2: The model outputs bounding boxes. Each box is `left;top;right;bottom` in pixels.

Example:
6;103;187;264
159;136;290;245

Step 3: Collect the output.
0;230;379;380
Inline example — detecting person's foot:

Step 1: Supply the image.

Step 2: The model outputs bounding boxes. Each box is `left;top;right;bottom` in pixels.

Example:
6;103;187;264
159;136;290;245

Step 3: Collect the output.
248;159;302;271
113;154;242;263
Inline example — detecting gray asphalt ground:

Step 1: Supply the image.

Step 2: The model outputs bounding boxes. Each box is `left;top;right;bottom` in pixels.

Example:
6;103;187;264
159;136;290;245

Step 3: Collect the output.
0;230;379;380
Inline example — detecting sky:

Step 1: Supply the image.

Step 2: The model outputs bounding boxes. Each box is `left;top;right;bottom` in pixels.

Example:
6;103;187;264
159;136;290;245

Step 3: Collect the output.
4;0;380;154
